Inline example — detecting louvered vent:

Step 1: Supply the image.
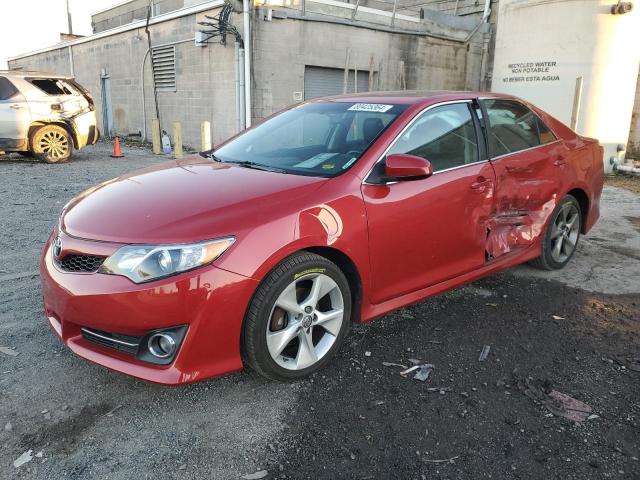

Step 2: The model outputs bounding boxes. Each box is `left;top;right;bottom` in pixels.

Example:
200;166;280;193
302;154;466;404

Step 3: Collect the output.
151;45;176;91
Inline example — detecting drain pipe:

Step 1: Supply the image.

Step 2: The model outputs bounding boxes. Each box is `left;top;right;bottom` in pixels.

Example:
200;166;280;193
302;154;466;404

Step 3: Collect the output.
68;45;74;76
235;42;246;132
242;0;252;128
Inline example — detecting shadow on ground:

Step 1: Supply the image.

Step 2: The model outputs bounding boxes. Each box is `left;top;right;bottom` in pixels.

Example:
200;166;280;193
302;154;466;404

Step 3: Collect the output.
271;273;640;479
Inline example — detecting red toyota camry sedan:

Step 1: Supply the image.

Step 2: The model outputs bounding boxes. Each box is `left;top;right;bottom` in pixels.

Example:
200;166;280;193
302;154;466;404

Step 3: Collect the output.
40;91;604;384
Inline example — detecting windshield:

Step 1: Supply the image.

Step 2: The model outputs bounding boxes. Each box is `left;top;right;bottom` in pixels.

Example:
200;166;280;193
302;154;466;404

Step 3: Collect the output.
212;102;408;177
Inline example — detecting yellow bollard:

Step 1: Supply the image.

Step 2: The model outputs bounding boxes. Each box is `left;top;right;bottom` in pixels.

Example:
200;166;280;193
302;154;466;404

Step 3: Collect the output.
151;118;161;155
201;121;212;152
173;121;183;158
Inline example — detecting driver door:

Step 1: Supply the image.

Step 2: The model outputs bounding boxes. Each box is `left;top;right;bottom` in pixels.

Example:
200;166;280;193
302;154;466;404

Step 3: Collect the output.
361;101;496;304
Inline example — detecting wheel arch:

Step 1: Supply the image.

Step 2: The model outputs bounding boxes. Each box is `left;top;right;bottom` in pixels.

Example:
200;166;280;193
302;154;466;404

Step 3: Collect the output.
28;121;78;150
303;246;363;324
566;187;589;234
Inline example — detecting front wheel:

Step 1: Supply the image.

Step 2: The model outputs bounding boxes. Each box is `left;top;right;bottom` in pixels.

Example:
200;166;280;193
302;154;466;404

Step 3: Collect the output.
32;125;73;163
243;252;351;381
529;194;582;270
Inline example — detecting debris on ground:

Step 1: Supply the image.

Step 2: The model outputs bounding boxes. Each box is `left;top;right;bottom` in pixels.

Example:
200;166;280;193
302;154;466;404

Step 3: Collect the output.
13;450;33;468
421;455;459;464
401;364;434;382
367;400;385;409
103;404;123;417
426;387;451;394
552;315;565;320
478;345;491;361
0;346;18;357
241;469;268;479
4;422;12;431
35;451;44;458
364;351;371;357
486;303;498;307
515;377;592;422
614;355;640;373
382;361;408;369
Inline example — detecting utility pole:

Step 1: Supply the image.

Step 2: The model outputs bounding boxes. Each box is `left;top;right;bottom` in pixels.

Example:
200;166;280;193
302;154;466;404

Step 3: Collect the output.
66;0;73;34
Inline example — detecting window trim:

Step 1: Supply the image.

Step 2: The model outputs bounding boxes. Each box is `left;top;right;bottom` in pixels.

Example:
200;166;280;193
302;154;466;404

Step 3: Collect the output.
478;97;562;161
363;99;489;185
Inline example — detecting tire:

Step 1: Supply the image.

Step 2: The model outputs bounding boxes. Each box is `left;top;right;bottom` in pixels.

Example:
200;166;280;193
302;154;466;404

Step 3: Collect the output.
529;194;582;270
31;125;73;164
243;252;352;381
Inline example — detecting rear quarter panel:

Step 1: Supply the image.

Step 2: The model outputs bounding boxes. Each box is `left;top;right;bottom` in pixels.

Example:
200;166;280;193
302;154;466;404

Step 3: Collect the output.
538;108;604;233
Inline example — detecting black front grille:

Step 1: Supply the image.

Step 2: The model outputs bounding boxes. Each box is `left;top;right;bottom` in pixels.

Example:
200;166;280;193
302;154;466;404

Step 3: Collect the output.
58;254;106;273
81;328;141;355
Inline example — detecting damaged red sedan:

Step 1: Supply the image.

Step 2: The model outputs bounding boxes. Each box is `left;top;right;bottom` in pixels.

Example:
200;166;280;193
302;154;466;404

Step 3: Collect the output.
41;92;603;383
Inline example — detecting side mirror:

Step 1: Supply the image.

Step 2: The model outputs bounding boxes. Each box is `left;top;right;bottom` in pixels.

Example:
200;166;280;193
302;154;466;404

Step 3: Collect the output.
385;154;433;181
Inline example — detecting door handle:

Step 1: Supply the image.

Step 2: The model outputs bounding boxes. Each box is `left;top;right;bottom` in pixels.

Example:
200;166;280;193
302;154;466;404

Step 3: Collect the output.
553;155;566;166
470;177;491;193
9;104;23;110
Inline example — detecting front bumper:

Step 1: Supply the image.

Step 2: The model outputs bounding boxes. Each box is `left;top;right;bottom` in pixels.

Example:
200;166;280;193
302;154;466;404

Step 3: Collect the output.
40;230;258;385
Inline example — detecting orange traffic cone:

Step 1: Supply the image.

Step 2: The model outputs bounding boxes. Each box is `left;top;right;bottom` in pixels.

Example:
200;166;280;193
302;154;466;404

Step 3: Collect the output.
110;136;124;158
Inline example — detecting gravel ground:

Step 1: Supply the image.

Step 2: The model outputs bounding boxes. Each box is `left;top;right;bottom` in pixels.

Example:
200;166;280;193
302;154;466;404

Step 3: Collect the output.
0;143;638;479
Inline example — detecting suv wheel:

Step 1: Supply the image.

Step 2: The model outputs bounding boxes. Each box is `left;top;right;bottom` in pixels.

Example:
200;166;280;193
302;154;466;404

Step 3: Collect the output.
32;125;73;163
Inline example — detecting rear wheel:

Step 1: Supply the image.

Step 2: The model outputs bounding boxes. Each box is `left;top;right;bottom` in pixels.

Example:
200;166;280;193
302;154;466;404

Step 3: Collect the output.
32;125;73;163
243;252;351;381
530;194;581;270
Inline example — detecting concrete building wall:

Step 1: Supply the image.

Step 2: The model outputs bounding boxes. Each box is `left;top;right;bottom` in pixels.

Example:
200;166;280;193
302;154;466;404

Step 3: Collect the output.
491;0;640;172
10;6;237;148
92;0;187;33
9;1;488;149
251;17;475;120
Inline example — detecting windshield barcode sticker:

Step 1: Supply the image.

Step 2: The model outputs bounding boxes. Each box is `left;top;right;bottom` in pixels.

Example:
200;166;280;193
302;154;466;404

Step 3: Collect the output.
348;103;393;113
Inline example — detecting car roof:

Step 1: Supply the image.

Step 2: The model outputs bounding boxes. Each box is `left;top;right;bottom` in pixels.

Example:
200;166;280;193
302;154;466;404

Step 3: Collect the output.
310;90;513;106
0;70;74;80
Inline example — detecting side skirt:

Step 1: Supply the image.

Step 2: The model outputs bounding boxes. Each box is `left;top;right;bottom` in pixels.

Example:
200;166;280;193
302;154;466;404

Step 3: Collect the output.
360;244;540;323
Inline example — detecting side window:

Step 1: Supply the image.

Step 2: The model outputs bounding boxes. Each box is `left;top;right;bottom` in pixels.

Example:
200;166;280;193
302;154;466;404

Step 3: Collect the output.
0;77;20;101
27;78;73;96
536;115;557;144
482;99;541;156
387;103;479;172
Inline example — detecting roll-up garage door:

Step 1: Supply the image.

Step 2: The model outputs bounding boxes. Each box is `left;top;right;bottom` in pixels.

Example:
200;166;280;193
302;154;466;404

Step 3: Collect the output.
304;66;372;100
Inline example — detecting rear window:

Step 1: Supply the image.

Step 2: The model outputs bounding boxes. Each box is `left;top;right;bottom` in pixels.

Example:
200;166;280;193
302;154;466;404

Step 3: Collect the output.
27;78;74;96
483;99;540;156
0;77;20;101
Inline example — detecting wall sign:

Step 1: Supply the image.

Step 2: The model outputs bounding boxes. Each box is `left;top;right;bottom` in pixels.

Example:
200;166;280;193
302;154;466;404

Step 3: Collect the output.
501;61;560;83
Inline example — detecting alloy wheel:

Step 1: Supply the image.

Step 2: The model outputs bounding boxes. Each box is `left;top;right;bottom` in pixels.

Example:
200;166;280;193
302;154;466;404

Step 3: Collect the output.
266;273;344;370
549;202;580;263
38;130;69;160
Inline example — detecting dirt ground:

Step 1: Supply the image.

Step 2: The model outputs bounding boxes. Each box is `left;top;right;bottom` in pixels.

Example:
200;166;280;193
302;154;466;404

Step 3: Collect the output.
0;143;639;479
605;174;640;194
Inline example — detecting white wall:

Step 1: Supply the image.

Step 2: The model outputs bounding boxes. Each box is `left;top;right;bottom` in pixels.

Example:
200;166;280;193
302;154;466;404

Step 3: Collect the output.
491;0;640;172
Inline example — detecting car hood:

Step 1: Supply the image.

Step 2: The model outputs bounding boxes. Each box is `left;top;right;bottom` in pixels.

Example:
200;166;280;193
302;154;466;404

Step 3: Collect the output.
62;156;328;244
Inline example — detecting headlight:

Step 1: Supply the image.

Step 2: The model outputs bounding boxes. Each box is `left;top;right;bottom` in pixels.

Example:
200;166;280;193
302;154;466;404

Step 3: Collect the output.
98;237;235;283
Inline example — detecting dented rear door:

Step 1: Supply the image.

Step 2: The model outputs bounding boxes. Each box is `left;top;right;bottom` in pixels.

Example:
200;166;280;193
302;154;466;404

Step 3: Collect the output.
480;99;565;259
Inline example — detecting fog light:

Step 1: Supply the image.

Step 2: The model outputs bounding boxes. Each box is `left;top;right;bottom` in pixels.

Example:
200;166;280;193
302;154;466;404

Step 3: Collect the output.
147;333;176;358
